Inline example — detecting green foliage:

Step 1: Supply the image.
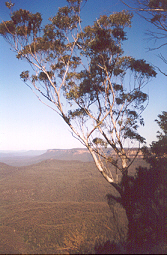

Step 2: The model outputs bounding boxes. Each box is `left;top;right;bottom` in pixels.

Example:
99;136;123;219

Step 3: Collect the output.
51;6;80;30
0;0;157;180
38;71;54;81
0;9;42;37
1;2;165;253
142;111;167;162
0;20;15;35
20;70;29;81
5;1;15;9
93;137;107;147
129;58;157;77
128;112;167;251
68;108;87;119
155;110;167;136
105;112;167;254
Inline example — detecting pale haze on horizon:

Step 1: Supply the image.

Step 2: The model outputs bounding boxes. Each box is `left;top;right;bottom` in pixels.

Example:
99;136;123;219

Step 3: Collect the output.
0;0;166;151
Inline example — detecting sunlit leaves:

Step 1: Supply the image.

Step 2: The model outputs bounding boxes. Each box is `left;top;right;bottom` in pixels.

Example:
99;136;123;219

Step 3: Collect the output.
0;9;42;38
11;9;42;35
20;70;29;81
82;24;122;55
38;71;54;81
112;27;127;40
5;1;15;9
66;83;80;100
0;20;15;35
108;10;133;28
67;0;83;5
93;137;107;147
43;24;57;41
0;0;158;176
51;6;80;30
68;108;87;119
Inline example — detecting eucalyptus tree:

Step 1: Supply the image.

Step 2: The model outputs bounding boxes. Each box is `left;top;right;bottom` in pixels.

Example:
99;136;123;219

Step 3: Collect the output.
0;0;156;208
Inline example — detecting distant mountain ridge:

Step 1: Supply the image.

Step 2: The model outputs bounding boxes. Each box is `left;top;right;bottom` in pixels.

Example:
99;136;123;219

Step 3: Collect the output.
0;147;143;166
38;148;93;162
0;150;46;157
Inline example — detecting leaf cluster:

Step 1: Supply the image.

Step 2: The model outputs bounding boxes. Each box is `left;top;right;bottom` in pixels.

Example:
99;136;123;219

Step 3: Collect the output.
130;112;167;246
51;6;79;31
0;0;157;176
0;9;42;36
148;0;167;23
92;137;107;147
142;111;167;163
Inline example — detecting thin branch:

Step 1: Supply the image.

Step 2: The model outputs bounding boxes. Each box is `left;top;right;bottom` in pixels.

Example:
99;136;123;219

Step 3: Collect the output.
121;1;167;12
148;42;167;51
156;65;167;76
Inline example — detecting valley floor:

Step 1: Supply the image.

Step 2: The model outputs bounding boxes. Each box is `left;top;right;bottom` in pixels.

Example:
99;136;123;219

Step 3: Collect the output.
0;158;147;254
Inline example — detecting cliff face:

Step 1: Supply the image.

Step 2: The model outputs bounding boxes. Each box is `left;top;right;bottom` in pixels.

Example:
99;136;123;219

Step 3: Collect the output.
43;148;144;161
41;148;93;162
0;148;144;166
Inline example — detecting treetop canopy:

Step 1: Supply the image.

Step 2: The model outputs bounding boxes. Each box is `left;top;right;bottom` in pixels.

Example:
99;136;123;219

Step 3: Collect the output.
0;0;157;183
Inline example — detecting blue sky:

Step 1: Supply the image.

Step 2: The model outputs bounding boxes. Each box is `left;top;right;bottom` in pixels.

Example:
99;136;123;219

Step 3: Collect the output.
0;0;166;151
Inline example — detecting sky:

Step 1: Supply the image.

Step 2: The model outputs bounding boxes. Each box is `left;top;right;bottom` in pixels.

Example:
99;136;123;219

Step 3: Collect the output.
0;0;166;151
